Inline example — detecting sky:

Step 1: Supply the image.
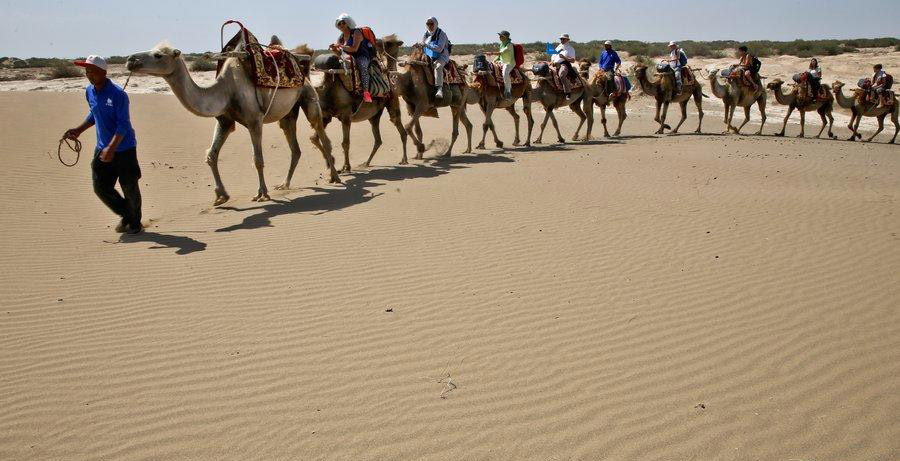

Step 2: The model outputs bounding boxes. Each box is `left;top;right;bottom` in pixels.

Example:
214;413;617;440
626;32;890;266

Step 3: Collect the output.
1;0;899;58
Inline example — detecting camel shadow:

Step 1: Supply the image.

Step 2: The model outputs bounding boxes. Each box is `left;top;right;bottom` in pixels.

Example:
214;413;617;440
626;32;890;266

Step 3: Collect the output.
118;231;207;255
512;143;576;153
215;157;512;233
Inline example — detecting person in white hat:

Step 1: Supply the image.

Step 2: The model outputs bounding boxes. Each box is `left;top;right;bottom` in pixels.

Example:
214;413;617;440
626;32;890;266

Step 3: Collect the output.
666;41;688;95
552;34;577;98
598;40;624;96
63;54;142;233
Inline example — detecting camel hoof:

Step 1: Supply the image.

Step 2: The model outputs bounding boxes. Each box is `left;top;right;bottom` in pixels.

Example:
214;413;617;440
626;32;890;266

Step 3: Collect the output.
476;143;486;150
273;183;289;191
557;138;565;144
796;134;804;138
512;140;521;146
496;141;504;149
213;195;230;206
775;132;784;137
572;135;580;141
416;144;426;154
399;159;409;165
524;142;532;147
414;154;424;160
252;193;271;202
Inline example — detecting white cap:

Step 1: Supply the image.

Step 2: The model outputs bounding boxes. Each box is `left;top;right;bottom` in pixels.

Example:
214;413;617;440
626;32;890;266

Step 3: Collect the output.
604;40;612;45
74;55;108;71
668;41;677;47
560;33;570;40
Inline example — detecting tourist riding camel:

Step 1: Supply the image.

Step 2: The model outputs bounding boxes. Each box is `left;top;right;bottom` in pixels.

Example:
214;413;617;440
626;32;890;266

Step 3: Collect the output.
330;14;376;103
634;63;705;135
598;40;625;97
735;46;760;92
797;58;824;101
868;64;894;107
832;80;898;143
767;76;835;139
552;34;577;100
484;31;516;99
312;35;409;170
125;31;339;206
707;66;767;135
665;41;688;96
467;51;534;149
419;17;451;99
573;60;629;139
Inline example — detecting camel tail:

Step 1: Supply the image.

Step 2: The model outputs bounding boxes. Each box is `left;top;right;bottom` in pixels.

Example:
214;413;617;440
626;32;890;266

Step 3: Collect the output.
702;92;710;98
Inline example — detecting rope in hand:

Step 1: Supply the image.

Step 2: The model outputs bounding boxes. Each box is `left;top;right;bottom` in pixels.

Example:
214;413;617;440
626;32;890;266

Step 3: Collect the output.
57;137;82;167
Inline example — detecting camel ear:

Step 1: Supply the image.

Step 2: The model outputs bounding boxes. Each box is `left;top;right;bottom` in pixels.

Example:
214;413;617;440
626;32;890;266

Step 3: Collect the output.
172;49;181;58
397;40;404;47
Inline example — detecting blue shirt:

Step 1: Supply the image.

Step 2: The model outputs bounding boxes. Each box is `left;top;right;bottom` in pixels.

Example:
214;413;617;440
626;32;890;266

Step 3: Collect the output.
599;50;621;72
84;79;137;152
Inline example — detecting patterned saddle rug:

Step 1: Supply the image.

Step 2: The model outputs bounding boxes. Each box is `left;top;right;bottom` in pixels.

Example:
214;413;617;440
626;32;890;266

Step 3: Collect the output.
421;56;466;87
218;25;306;89
591;71;630;100
853;88;896;108
794;84;830;105
547;63;584;93
469;63;525;90
345;56;392;98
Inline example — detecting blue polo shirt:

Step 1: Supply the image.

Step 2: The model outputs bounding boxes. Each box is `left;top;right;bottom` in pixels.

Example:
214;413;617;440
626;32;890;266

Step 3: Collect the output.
84;79;137;151
598;50;621;72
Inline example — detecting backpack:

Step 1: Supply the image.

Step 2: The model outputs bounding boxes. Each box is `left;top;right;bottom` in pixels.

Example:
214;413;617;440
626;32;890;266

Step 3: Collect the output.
359;26;379;57
513;43;525;68
751;56;762;73
678;50;688;67
474;54;490;73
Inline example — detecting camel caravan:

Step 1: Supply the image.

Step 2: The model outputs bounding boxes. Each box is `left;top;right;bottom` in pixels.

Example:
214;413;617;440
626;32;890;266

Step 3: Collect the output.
99;15;897;207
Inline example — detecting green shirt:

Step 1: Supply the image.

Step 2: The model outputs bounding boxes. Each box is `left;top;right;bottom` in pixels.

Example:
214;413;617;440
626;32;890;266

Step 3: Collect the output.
496;41;513;65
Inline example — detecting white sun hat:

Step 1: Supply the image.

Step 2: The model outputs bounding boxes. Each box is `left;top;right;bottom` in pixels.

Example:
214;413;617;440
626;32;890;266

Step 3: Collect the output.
604;40;612;45
73;55;108;71
668;41;677;47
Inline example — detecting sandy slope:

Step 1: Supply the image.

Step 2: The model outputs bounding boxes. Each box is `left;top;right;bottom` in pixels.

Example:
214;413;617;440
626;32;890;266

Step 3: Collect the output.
0;91;898;460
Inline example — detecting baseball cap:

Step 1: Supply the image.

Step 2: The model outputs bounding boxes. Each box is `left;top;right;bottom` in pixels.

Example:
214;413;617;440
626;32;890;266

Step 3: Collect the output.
74;55;108;71
560;34;570;40
498;30;510;38
604;40;612;45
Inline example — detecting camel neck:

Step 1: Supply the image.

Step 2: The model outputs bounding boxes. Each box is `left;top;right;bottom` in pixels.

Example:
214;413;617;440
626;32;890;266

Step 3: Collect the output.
772;84;793;105
164;58;230;117
709;75;729;99
833;86;854;109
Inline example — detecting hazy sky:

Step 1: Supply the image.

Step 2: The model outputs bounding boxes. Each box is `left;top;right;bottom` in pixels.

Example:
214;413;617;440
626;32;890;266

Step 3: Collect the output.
2;0;899;58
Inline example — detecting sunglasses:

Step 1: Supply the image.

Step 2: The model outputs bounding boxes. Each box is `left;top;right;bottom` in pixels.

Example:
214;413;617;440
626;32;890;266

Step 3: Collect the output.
338;21;346;26
426;22;435;26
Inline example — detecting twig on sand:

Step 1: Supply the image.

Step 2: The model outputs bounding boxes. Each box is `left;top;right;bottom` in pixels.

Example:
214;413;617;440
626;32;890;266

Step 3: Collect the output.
438;374;457;399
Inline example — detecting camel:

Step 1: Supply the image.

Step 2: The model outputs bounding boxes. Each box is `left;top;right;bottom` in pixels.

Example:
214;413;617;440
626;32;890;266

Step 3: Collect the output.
766;79;835;139
528;65;587;144
466;62;534;149
573;61;629;139
633;64;705;135
391;44;472;158
831;81;899;143
310;35;408;171
707;69;767;135
126;39;338;206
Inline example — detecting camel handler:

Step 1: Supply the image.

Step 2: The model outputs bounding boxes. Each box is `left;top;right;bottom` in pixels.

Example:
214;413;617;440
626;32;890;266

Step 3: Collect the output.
553;34;577;99
62;55;142;234
598;40;623;96
485;30;515;99
666;41;688;95
419;16;451;99
330;13;375;103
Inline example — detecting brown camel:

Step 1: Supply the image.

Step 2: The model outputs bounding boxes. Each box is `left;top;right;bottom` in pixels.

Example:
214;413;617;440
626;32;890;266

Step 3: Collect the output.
391;44;472;158
633;64;705;135
707;68;767;135
573;61;629;139
831;81;899;143
467;63;534;149
310;35;408;171
126;38;338;206
766;78;835;139
528;65;588;144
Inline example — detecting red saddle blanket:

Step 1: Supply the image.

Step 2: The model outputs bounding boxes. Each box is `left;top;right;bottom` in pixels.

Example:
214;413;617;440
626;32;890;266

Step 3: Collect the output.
546;63;583;93
218;26;306;89
470;63;524;90
420;57;466;87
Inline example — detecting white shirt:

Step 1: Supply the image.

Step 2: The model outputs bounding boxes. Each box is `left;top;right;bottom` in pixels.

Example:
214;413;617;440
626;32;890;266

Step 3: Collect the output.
553;43;575;65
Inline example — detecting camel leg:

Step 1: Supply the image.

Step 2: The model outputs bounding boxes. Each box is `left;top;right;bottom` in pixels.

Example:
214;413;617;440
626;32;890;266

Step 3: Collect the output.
247;121;270;202
657;101;670;134
777;105;793;137
404;110;426;160
755;98;767;135
853;115;864;141
386;101;409;165
535;108;552;144
339;118;352;173
797;110;806;138
722;103;733;134
478;103;498;150
866;115;886;142
207;116;235;206
569;102;587;142
458;102;473;154
601;102;612;138
890;109;899;143
846;111;859;141
736;106;751;134
815;108;827;139
522;101;534;147
573;99;588;141
301;95;340;184
825;108;835;139
415;120;424;149
274;113;303;191
441;106;461;158
506;106;522;146
550;110;565;144
614;99;626;137
692;90;703;134
672;101;688;134
362;109;385;168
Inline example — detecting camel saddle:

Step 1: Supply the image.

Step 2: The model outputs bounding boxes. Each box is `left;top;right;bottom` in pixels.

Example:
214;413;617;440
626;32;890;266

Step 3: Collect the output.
591;71;630;101
727;68;760;89
347;56;392;98
795;84;829;105
853;88;896;108
218;26;307;89
420;56;466;87
547;63;584;94
469;62;524;90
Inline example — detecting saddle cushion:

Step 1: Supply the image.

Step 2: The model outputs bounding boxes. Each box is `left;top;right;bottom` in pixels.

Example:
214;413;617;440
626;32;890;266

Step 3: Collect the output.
546;62;583;93
469;62;524;90
347;56;392;98
219;29;306;89
421;56;466;87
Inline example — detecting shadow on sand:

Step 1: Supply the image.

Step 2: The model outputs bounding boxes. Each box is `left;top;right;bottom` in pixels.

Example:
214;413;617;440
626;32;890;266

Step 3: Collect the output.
215;154;514;233
118;231;208;255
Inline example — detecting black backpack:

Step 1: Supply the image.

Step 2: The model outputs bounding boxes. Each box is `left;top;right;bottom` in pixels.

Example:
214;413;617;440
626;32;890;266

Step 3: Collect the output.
473;54;490;73
751;56;762;73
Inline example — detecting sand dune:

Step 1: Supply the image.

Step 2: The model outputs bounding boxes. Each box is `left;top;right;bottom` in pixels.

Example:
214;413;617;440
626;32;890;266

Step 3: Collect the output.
0;89;898;460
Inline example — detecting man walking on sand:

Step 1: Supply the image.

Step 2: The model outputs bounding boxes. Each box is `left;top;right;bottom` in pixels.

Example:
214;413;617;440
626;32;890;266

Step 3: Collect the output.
63;55;142;234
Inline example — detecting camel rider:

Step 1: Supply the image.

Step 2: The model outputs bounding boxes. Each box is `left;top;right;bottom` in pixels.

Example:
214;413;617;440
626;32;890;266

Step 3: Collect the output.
736;46;758;91
806;58;822;99
420;17;450;99
331;13;375;103
666;41;688;95
599;40;624;96
487;30;514;99
871;64;893;106
63;55;142;234
552;34;576;99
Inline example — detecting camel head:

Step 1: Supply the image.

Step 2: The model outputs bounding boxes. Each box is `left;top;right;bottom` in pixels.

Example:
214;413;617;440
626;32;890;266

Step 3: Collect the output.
766;78;784;90
832;80;845;91
378;34;403;58
633;64;647;79
578;60;591;72
707;68;719;80
126;42;182;76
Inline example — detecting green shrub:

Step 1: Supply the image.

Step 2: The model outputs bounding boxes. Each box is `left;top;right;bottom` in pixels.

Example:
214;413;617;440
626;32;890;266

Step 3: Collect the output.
46;64;82;79
189;59;217;72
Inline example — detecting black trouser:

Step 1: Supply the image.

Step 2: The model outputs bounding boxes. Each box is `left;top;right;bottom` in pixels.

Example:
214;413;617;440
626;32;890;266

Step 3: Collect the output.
91;147;142;228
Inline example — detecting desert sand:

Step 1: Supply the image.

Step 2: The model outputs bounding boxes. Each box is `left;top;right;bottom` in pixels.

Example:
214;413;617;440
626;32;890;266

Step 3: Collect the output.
0;69;898;460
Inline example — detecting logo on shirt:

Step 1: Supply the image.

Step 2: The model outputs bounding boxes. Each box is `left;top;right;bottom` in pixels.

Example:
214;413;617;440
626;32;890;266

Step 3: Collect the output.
106;98;113;107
